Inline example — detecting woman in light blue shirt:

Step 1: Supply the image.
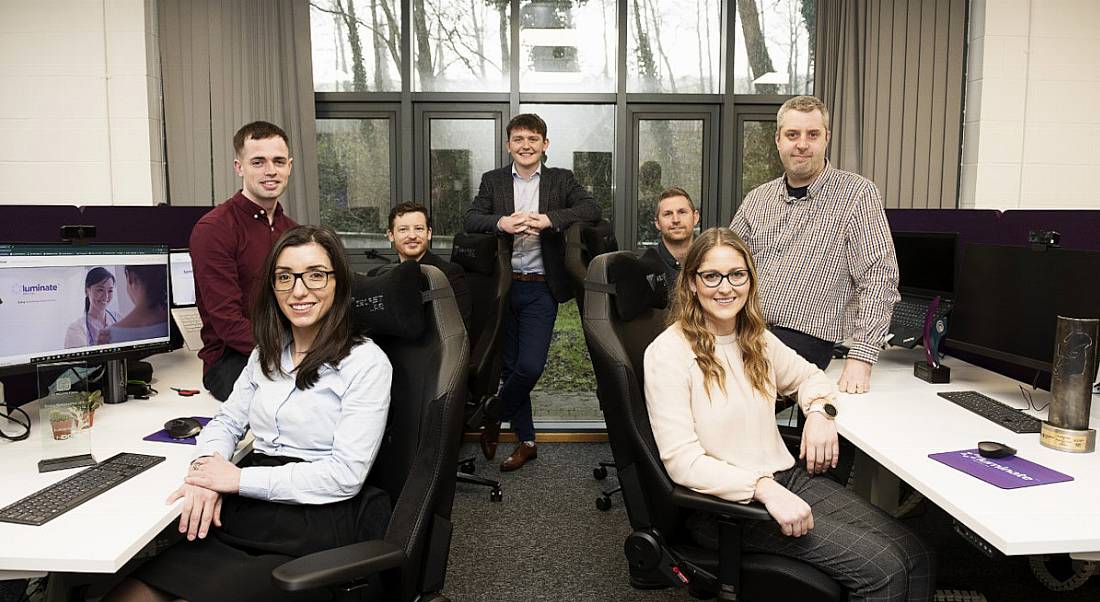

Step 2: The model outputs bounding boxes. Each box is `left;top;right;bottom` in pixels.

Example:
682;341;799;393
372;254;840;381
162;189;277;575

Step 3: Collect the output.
107;226;392;602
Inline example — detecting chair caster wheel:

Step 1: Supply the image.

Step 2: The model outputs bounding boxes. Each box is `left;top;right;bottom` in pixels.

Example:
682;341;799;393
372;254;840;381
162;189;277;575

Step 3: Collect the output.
459;460;475;474
593;466;608;480
596;495;612;511
490;488;503;502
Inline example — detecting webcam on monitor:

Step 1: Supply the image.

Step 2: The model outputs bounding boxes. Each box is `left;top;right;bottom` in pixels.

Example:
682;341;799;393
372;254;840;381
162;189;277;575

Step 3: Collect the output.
60;225;96;243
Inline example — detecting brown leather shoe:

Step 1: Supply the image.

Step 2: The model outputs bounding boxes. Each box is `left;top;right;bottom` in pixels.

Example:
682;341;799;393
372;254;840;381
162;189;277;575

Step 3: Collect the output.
480;422;501;460
500;442;537;472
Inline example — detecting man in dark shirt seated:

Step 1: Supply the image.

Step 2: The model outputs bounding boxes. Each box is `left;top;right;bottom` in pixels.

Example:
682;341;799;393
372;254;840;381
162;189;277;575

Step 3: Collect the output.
385;202;472;328
652;187;699;287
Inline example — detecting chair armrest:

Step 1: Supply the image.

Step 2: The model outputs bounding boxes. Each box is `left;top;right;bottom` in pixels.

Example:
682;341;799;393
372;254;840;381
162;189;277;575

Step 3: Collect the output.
669;486;772;521
272;539;405;592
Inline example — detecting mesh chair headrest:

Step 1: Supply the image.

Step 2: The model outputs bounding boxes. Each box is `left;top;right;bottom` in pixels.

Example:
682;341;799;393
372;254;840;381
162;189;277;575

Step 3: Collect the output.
351;261;427;339
605;250;669;321
450;232;497;275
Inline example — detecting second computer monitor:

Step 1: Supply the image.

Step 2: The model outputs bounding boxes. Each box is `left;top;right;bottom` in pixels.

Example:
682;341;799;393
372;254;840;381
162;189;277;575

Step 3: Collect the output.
892;231;957;298
169;250;196;307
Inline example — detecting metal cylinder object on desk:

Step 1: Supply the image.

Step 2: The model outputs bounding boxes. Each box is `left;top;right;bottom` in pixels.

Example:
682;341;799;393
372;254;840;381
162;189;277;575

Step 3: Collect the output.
1049;316;1098;430
102;359;128;404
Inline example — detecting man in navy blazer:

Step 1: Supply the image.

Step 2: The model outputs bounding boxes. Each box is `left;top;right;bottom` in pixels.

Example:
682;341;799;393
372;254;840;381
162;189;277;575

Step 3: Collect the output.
465;113;600;471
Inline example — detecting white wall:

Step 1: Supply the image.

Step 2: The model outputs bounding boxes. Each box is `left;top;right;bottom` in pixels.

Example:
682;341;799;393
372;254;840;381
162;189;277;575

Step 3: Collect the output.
0;0;165;206
961;0;1100;209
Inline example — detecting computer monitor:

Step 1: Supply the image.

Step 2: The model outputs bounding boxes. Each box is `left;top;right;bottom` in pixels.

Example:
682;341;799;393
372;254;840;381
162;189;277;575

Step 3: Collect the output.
169;249;196;307
892;231;957;298
0;243;171;375
947;243;1100;376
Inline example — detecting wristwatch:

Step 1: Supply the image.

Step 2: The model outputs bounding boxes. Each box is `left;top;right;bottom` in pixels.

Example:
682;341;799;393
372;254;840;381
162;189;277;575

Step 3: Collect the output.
805;403;838;420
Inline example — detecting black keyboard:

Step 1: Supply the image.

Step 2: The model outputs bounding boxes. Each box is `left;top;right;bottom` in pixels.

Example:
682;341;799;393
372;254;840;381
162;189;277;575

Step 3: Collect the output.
937;391;1042;434
0;452;165;526
889;298;952;348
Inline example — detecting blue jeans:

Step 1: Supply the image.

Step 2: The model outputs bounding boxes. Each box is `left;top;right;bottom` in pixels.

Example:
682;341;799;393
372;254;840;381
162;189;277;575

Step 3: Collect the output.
498;280;558;442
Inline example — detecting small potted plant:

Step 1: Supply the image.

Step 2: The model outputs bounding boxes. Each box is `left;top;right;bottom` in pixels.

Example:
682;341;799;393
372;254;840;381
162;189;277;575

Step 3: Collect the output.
49;409;73;440
73;390;103;429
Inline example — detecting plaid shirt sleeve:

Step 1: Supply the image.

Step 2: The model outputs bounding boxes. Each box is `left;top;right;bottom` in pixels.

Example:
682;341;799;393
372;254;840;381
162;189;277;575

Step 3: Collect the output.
843;182;900;364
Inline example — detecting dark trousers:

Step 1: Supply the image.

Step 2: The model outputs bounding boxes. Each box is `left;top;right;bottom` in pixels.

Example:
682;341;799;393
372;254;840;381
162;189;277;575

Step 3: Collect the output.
689;467;936;602
202;348;249;401
498;280;558;442
770;325;835;370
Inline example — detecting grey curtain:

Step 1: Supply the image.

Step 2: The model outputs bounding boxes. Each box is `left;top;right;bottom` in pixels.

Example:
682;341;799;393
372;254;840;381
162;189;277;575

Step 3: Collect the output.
159;0;320;224
816;0;967;209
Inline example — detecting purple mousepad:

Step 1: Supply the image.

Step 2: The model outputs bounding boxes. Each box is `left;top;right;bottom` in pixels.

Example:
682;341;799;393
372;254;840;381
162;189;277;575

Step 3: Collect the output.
143;416;212;445
929;449;1074;489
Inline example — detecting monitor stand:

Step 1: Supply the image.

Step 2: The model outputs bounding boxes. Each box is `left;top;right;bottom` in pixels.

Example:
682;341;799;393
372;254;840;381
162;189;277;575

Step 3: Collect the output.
103;359;128;404
38;454;96;473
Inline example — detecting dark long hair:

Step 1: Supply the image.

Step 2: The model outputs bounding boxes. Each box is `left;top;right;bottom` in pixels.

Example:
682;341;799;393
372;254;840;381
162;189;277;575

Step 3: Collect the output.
123;265;168;309
84;267;115;313
252;225;361;390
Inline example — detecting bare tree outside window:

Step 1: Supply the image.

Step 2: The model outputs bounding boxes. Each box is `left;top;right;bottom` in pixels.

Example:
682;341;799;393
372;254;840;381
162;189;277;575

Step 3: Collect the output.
412;0;511;91
627;0;722;94
734;0;815;95
311;0;401;92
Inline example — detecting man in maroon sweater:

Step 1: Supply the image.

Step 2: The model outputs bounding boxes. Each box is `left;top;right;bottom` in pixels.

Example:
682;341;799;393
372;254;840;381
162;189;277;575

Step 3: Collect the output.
190;121;298;400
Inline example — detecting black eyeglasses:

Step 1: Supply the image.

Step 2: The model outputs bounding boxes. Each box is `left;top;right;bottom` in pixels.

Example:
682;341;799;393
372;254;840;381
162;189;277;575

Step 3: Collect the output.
695;270;750;288
273;270;335;291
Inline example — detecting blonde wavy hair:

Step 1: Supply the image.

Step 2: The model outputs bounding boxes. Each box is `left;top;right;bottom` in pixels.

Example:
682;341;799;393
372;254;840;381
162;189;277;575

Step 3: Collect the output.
668;228;771;399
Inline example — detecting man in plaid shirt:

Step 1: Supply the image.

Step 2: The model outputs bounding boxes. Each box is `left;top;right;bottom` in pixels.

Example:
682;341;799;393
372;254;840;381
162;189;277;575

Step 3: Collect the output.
731;96;899;394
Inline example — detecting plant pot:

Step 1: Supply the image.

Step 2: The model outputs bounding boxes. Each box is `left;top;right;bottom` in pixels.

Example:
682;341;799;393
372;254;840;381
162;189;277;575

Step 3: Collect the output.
50;419;73;440
80;409;95;429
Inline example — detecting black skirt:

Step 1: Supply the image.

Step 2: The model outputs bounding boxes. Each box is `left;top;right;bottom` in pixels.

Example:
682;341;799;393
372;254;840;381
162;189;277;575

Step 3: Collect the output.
136;452;391;602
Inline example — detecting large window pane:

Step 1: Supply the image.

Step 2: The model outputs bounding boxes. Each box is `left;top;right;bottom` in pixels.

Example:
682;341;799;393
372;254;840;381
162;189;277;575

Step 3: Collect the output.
317;119;392;248
518;104;615;225
310;0;401;92
413;0;510;92
637;119;704;246
740;119;784;201
428;119;497;247
626;0;722;94
519;0;616;93
733;0;815;94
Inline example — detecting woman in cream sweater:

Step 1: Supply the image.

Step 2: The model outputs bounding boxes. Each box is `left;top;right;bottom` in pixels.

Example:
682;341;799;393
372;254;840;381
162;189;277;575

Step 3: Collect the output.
644;227;934;602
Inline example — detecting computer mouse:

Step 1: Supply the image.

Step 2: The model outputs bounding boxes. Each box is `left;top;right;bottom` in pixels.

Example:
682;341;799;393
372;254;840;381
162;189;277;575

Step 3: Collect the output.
977;441;1016;459
165;417;202;439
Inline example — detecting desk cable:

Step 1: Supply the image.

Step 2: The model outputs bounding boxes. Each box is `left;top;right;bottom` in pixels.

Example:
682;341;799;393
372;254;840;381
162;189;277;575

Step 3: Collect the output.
0;383;30;442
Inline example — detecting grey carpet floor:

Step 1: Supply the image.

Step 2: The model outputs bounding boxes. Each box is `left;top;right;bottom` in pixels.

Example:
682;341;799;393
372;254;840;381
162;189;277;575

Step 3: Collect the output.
444;442;1100;602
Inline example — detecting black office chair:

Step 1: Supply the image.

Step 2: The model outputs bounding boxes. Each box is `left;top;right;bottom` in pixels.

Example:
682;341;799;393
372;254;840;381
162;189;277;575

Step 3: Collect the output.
581;251;845;601
450;232;512;502
272;263;468;601
563;220;627;510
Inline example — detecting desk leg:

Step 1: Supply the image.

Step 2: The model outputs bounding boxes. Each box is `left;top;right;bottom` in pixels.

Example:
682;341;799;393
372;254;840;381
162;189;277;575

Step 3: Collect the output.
852;450;900;515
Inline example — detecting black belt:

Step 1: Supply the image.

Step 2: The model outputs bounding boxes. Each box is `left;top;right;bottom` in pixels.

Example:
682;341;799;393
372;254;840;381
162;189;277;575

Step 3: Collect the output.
512;272;546;282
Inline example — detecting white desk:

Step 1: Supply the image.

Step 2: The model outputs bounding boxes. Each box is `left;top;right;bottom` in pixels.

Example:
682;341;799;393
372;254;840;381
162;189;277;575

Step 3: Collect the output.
832;347;1100;559
0;351;232;578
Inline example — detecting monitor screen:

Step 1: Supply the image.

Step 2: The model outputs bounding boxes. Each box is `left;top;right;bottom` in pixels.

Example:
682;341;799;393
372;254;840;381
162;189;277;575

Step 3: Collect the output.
0;244;171;372
892;231;957;298
948;243;1100;374
169;250;196;306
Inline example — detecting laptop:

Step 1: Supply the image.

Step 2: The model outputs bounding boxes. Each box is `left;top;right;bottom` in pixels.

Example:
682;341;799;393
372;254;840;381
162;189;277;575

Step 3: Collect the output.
169;249;204;352
888;232;957;348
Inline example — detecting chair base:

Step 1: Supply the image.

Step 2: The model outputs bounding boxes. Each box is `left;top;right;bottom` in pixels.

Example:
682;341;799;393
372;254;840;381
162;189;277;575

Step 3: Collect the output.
456;469;502;502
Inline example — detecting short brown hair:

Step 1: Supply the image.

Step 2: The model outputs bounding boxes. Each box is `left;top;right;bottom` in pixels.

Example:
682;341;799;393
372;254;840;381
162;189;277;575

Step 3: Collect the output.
656;187;696;216
233;121;290;156
776;96;830;133
506;113;547;139
387;202;431;231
